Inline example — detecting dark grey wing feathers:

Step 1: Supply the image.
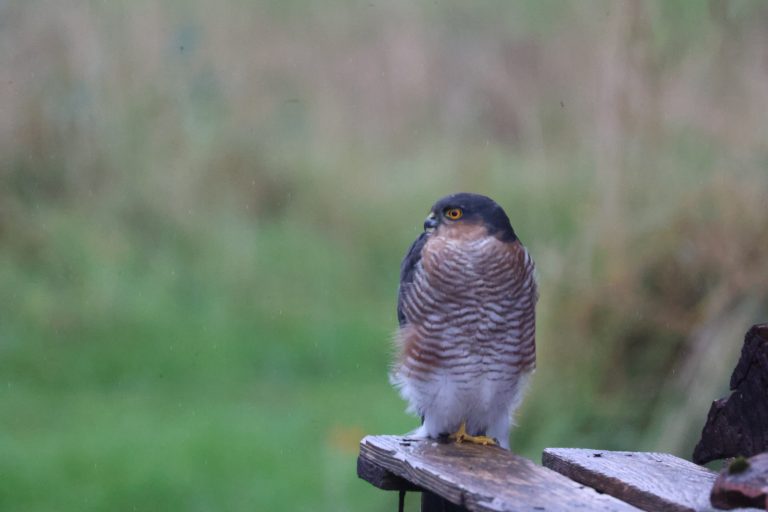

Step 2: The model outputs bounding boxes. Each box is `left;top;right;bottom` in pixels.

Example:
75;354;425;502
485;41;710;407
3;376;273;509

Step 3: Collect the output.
397;232;427;327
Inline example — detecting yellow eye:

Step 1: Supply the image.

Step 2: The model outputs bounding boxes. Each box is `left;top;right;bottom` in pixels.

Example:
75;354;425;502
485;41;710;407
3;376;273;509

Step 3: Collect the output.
444;208;463;220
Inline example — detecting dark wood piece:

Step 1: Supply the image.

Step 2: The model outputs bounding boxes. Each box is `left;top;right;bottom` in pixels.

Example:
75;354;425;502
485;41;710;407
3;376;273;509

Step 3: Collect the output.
358;435;641;511
710;452;768;510
694;324;768;465
357;455;421;491
422;490;470;512
542;448;719;512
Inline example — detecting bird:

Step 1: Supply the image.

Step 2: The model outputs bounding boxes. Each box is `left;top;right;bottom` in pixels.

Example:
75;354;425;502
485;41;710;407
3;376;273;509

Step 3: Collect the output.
390;193;537;450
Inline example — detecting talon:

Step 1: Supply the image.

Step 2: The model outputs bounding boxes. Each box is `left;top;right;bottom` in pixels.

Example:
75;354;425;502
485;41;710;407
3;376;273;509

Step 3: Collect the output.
449;422;497;446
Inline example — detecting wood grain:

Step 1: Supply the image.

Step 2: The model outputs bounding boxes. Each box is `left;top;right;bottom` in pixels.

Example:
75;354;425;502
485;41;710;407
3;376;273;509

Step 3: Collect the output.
543;447;749;512
694;324;768;465
358;435;641;511
356;455;421;491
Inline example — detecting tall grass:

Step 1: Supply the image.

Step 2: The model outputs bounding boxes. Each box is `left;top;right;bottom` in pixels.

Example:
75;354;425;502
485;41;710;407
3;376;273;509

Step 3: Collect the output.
1;1;767;510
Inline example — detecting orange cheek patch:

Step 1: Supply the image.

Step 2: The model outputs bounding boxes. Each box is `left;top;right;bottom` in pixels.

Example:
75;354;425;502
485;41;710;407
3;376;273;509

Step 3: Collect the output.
438;221;488;241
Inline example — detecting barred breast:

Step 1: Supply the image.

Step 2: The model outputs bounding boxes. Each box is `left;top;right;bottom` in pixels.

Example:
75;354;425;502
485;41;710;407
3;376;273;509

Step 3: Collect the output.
391;226;537;441
399;230;536;380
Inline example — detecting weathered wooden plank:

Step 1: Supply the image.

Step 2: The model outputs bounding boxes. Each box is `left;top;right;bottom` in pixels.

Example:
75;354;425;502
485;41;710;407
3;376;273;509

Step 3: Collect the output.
357;454;421;491
358;435;641;511
694;324;768;465
542;447;761;512
711;452;768;510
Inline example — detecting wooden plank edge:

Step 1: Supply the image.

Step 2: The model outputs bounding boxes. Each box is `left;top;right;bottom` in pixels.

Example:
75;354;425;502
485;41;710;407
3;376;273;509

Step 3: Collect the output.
357;453;421;492
359;435;479;508
361;435;641;512
542;448;698;512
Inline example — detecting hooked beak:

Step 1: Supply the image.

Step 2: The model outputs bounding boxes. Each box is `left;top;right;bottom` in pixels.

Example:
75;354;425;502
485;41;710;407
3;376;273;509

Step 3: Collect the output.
424;212;438;232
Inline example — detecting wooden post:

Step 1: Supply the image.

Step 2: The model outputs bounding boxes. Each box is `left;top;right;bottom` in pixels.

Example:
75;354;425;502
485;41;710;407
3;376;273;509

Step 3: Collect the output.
694;324;768;464
421;491;469;512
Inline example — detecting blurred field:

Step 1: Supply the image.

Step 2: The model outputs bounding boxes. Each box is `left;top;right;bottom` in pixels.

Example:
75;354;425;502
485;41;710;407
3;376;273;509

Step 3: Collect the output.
1;1;768;511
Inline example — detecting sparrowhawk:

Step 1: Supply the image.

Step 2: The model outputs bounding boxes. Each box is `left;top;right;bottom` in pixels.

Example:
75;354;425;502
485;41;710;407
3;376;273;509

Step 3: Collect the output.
391;193;537;449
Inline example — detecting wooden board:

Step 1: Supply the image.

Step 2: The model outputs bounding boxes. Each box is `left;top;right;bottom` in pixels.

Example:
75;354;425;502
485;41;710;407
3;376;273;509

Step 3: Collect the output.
357;454;421;491
542;448;760;512
694;324;768;464
358;435;641;511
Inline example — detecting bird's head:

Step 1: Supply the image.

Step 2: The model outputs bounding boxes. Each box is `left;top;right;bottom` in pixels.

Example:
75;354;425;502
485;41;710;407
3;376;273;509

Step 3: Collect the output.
423;192;517;243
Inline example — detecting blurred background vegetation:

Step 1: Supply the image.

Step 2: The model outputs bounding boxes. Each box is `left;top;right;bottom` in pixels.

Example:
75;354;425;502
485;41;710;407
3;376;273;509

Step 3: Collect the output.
1;1;767;510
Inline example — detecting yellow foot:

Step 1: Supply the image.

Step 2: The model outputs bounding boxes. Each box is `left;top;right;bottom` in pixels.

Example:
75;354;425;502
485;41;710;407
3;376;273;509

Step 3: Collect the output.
450;422;497;446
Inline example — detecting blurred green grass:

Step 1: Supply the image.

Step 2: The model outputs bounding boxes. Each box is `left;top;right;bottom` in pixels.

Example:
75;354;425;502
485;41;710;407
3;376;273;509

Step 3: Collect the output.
1;210;406;511
2;1;768;511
